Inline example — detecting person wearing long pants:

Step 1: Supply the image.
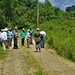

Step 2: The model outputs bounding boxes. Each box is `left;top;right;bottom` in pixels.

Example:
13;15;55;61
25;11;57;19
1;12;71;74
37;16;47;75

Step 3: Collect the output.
26;29;30;48
12;27;18;49
29;27;33;44
34;28;41;52
20;28;25;46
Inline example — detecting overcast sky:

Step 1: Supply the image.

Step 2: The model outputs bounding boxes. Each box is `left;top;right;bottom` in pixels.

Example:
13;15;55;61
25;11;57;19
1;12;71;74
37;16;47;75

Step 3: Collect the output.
39;0;75;11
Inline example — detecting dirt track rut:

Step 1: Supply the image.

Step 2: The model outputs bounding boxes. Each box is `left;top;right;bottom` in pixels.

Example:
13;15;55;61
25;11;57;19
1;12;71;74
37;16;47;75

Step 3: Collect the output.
0;41;75;75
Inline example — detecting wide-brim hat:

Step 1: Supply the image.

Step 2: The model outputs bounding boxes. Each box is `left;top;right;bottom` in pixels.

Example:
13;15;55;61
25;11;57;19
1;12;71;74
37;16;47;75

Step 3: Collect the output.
36;28;40;31
4;28;8;31
15;27;17;29
22;28;25;30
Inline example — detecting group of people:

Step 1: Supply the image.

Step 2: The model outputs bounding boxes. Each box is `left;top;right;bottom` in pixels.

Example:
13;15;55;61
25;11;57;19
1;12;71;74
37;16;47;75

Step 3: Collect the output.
0;27;46;52
20;27;34;48
20;27;46;52
0;27;18;50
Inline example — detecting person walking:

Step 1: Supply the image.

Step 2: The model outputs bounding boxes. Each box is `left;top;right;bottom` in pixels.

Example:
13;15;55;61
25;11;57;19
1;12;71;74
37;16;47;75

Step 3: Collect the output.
12;27;18;49
20;28;25;46
34;28;41;52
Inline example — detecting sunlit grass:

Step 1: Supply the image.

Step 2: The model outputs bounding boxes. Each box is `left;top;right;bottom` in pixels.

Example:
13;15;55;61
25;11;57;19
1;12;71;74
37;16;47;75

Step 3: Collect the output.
0;47;9;60
24;50;48;75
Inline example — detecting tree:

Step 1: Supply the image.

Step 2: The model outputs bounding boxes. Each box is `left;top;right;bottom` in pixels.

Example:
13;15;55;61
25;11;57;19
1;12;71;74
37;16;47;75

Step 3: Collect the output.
3;0;13;21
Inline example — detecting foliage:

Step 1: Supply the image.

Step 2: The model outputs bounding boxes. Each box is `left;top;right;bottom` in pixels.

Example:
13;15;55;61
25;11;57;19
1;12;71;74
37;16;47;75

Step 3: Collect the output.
40;19;75;61
0;0;73;29
0;47;9;60
0;0;75;61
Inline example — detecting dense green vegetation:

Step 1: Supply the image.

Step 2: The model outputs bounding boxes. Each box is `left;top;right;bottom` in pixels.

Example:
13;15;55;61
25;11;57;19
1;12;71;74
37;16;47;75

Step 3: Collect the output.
40;19;75;61
0;0;68;29
0;0;75;61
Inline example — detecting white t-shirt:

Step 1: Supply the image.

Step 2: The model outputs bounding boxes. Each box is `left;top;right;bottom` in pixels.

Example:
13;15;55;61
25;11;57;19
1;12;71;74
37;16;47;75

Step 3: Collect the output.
26;32;30;39
40;31;46;37
1;32;7;40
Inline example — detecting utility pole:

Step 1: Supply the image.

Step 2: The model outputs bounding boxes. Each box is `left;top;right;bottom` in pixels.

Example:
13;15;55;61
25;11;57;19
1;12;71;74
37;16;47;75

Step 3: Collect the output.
36;0;39;27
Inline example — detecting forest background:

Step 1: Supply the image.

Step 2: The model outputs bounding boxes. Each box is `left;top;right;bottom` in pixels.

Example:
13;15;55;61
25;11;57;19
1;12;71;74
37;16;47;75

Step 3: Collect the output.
0;0;75;61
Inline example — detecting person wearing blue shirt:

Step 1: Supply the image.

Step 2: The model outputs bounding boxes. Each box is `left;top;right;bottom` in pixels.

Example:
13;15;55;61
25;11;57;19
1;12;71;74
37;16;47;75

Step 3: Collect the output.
7;28;12;46
12;27;18;49
20;28;25;46
29;27;33;44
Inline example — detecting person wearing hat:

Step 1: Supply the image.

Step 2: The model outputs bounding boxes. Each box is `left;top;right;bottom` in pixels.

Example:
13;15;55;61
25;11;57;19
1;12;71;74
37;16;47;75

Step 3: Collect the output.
34;28;41;52
12;27;18;49
29;27;34;44
1;28;9;50
0;29;3;47
40;30;46;48
7;28;13;46
26;29;30;48
20;28;26;46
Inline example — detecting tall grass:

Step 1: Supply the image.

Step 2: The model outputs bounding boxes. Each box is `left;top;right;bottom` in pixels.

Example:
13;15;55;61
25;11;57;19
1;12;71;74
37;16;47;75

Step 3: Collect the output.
40;19;75;61
0;47;9;60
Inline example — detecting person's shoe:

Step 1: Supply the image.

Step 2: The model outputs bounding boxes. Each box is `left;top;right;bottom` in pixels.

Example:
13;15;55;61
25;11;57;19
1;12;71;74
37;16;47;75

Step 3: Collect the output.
6;46;9;49
39;49;41;52
39;50;41;52
22;45;25;46
27;46;30;48
12;47;15;49
35;51;38;52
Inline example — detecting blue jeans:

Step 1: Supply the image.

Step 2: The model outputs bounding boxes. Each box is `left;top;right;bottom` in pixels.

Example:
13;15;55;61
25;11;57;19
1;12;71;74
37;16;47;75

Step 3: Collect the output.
30;36;33;44
41;38;44;48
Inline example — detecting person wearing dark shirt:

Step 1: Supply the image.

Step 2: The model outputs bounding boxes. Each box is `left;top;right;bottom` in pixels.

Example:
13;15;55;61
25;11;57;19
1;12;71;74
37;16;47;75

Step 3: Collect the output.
12;27;18;49
34;28;41;52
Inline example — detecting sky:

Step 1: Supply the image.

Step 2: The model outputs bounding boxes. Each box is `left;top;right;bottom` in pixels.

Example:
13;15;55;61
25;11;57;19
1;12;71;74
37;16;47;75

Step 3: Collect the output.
39;0;75;11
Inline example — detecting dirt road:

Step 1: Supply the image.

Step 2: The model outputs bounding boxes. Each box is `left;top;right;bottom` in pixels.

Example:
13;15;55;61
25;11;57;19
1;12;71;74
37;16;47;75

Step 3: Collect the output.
0;41;75;75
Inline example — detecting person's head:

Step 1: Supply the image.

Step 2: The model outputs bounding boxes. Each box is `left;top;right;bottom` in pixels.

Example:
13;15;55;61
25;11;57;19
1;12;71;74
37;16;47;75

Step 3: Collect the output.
14;27;18;32
4;28;8;32
9;28;12;31
30;27;32;30
36;28;40;31
15;27;17;30
22;28;25;31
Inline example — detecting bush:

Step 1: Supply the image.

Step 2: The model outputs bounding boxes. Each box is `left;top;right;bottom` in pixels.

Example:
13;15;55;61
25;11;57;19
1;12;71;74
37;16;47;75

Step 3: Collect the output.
40;19;75;61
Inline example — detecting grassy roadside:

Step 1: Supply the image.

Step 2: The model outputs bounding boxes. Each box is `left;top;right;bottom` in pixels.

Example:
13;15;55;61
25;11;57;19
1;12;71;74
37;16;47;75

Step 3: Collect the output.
0;47;9;60
24;49;49;75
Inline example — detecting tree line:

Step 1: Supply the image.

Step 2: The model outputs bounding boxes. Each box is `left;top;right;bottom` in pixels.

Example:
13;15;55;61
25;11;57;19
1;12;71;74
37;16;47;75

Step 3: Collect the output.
0;0;75;29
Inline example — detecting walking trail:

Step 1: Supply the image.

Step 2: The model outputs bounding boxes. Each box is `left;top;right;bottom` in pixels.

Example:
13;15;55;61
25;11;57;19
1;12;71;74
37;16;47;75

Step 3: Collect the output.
0;40;75;75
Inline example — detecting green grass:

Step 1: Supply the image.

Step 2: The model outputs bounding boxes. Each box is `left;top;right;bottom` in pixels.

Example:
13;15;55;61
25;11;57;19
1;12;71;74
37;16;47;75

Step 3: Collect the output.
24;50;48;75
0;47;9;60
39;19;75;61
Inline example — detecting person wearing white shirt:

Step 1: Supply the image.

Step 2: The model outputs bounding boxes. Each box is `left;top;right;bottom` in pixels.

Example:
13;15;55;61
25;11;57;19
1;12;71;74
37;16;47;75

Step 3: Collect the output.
40;31;46;48
0;29;3;47
26;29;30;48
1;29;8;51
